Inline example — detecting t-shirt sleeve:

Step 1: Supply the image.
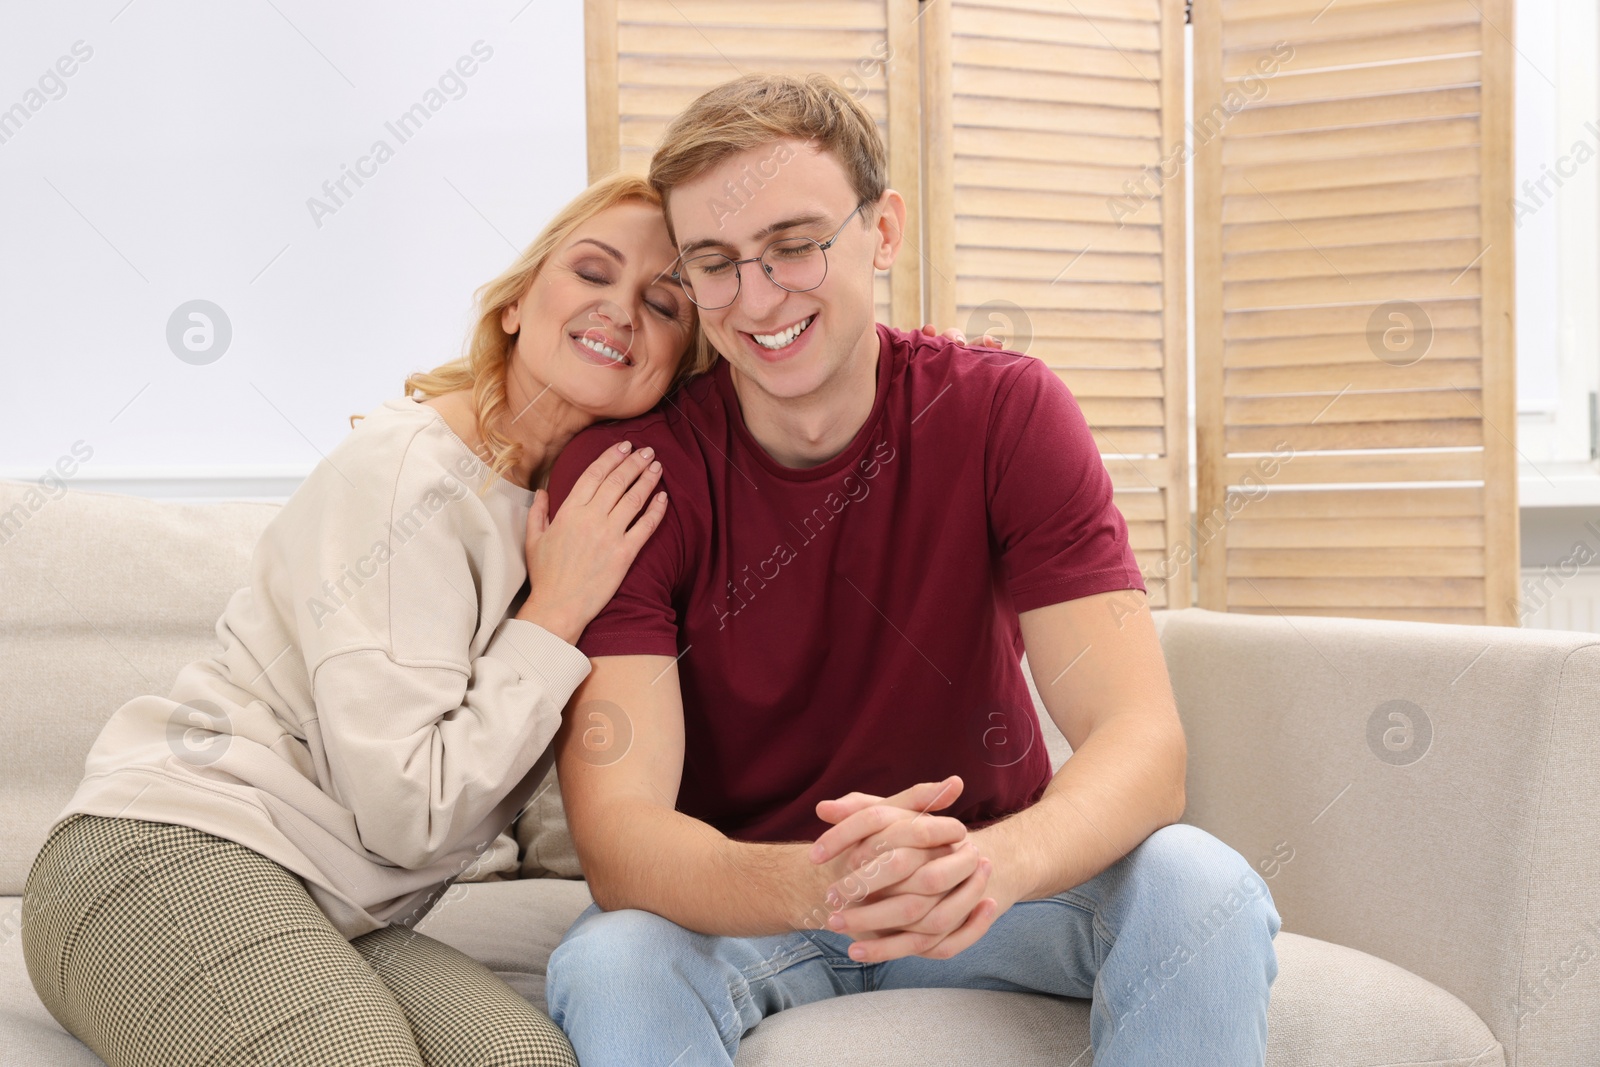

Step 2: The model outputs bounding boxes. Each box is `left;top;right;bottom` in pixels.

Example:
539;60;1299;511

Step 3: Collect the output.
986;356;1146;613
546;425;685;659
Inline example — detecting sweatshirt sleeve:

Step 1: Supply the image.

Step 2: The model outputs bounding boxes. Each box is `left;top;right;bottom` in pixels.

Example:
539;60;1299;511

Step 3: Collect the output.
278;413;592;871
310;617;589;870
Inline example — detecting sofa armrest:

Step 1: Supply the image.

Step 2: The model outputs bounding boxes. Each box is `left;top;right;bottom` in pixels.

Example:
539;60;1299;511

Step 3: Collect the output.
1158;607;1599;1067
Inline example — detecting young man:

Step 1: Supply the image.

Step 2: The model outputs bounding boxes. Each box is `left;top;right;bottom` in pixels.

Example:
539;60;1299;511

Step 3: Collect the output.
541;74;1280;1065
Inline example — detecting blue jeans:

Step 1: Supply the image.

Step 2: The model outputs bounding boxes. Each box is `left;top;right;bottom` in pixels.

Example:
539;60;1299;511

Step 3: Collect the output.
546;823;1281;1066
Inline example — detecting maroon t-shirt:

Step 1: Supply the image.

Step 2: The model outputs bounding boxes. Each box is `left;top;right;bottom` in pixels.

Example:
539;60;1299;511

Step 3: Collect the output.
546;323;1145;843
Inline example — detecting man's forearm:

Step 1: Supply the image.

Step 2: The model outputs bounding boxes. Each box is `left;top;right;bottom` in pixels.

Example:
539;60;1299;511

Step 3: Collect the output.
573;799;838;937
975;710;1187;903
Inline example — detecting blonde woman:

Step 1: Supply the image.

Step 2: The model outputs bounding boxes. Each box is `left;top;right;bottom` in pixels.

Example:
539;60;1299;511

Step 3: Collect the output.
20;173;709;1067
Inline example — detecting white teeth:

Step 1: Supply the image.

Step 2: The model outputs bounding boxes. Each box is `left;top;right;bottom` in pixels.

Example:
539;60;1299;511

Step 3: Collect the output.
578;336;628;364
753;315;814;350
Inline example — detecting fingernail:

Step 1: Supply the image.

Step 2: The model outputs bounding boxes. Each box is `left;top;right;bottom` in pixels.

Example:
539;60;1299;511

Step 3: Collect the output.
849;945;866;960
640;446;654;460
650;460;661;473
824;890;840;909
828;913;845;930
657;491;667;502
618;441;632;453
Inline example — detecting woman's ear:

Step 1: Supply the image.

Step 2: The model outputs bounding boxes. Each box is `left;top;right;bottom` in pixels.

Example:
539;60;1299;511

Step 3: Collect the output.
500;299;521;334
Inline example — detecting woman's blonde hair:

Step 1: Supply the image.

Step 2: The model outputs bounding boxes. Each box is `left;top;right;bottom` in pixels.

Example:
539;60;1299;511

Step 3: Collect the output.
371;173;712;490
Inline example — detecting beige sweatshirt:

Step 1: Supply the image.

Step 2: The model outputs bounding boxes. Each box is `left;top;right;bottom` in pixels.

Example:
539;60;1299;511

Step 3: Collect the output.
54;396;591;939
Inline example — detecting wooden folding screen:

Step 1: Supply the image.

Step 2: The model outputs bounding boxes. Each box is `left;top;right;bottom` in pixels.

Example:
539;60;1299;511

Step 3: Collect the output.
1192;0;1518;624
584;0;924;329
585;0;1518;624
921;0;1192;610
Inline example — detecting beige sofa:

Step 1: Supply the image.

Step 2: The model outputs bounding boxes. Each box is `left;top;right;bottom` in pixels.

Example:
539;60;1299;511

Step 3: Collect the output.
1;479;1596;1066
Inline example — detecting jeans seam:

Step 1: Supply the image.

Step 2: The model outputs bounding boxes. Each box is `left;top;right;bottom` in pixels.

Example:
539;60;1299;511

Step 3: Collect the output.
1046;889;1117;1028
716;979;751;1047
791;930;873;992
737;937;827;985
1091;915;1115;971
720;938;834;1048
1038;890;1112;968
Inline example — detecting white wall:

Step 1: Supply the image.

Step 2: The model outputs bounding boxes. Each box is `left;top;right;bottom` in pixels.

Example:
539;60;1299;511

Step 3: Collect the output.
1514;0;1600;472
0;0;588;497
2;0;1594;507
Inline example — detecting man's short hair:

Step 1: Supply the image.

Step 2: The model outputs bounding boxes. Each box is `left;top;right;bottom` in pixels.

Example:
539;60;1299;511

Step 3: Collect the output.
648;73;887;239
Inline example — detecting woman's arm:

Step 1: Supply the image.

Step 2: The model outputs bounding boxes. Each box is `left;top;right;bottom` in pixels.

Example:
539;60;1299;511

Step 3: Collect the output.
298;437;667;870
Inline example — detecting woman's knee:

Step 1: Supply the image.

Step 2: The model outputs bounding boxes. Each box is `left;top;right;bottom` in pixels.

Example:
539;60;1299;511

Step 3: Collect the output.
440;1016;578;1067
404;992;576;1067
355;926;577;1067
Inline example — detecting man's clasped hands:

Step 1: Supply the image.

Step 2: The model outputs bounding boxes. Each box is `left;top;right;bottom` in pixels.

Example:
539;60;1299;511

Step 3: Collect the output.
807;775;1020;964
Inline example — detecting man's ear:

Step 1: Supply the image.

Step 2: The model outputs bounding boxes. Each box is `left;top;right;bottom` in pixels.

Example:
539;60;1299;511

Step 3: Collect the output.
871;189;906;271
661;195;679;249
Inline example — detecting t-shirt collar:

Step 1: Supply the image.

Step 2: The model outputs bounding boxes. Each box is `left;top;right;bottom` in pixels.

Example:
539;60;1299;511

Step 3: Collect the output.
714;322;898;482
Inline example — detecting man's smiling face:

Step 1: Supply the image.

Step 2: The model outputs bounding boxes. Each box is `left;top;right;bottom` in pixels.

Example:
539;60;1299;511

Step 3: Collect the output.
667;138;901;403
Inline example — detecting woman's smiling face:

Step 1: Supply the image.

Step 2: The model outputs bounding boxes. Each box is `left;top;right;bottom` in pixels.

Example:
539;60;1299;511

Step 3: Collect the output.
501;199;695;420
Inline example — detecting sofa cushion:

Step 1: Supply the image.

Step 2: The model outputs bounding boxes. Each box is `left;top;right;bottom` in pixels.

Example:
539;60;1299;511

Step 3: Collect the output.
732;932;1506;1066
1164;607;1600;1065
3;882;1502;1067
515;765;586;879
413;874;596;1006
413;880;1502;1067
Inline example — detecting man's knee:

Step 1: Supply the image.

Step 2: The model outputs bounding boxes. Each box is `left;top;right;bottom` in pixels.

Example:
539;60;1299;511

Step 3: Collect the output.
1123;824;1282;951
546;908;751;1051
546;908;697;1008
549;908;685;976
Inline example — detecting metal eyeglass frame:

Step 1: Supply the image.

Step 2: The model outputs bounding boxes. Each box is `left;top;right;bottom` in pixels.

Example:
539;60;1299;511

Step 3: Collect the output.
670;200;871;311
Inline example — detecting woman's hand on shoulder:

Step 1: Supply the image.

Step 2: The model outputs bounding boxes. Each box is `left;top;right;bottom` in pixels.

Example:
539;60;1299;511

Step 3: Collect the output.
918;323;1004;349
515;440;667;644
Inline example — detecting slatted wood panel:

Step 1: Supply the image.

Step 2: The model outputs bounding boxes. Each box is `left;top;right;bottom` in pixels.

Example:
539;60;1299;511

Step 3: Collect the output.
924;0;1191;609
584;0;922;328
1193;0;1517;625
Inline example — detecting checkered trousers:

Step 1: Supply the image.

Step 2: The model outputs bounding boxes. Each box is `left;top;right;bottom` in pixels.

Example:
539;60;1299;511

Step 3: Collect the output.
20;814;577;1066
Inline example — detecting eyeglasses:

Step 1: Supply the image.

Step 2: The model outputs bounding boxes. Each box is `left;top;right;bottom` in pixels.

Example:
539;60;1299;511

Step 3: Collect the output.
670;200;870;311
